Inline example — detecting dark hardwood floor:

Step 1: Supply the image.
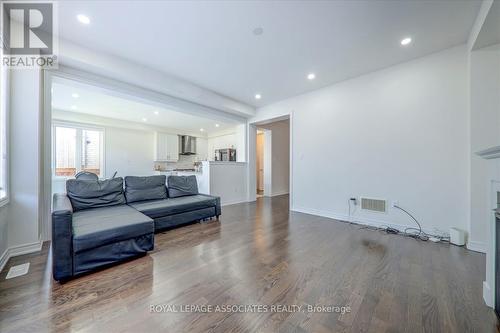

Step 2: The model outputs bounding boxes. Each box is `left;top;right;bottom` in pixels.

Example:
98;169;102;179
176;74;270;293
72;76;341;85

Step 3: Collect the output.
0;195;498;332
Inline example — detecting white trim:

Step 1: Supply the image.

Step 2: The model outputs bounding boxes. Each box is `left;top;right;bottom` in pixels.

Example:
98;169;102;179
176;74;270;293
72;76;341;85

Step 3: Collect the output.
483;281;494;307
263;129;272;197
0;57;10;205
291;206;448;239
271;190;289;197
246;123;257;203
57;41;254;117
467;0;494;50
467;240;487;253
51;121;106;178
41;71;53;241
485;180;500;309
289;111;293;210
221;199;249;207
0;241;43;273
49;66;247;123
248;113;292;208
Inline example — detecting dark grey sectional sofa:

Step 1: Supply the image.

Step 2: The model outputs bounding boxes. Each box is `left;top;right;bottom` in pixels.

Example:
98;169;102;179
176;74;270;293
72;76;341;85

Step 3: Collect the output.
52;175;220;281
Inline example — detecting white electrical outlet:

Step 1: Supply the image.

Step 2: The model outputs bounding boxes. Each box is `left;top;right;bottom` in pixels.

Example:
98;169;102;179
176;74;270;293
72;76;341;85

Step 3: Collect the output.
392;200;399;208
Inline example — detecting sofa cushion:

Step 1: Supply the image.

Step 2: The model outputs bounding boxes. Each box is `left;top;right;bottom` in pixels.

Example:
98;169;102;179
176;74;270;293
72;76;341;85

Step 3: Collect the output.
129;194;218;219
72;205;154;253
167;175;199;198
66;177;126;211
125;175;167;203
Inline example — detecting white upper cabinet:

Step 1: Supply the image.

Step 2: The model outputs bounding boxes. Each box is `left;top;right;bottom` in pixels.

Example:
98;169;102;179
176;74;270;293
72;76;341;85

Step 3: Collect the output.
154;132;179;161
166;133;179;160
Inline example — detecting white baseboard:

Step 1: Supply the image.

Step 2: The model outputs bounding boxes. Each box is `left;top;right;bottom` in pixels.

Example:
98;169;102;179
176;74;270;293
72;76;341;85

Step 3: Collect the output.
291;206;444;240
483;281;494;308
466;240;487;253
271;191;289;197
0;240;43;273
221;199;249;207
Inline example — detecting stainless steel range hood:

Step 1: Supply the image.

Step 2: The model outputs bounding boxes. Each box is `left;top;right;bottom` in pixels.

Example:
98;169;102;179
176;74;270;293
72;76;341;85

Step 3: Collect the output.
179;135;197;155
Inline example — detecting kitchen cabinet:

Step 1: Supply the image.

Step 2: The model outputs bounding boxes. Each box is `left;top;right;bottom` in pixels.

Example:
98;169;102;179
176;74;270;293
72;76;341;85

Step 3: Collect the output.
154;132;179;161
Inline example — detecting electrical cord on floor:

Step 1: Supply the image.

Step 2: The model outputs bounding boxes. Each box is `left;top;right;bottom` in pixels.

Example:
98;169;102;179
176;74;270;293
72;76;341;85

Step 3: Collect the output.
393;204;429;241
354;204;450;243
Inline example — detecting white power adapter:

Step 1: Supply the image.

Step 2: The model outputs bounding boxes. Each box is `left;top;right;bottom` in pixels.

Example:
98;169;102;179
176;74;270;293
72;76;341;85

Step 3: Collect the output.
449;227;465;246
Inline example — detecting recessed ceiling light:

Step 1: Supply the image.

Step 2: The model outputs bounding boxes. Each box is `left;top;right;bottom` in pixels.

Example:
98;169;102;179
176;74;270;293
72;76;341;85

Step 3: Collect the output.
71;105;77;110
255;94;261;100
154;111;159;115
215;124;220;127
77;14;90;25
72;93;79;98
307;73;316;80
401;37;412;46
200;128;205;132
142;117;148;122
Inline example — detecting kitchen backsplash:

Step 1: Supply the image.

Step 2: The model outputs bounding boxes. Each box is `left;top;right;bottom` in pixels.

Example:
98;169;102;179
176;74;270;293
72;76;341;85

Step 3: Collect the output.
154;154;202;171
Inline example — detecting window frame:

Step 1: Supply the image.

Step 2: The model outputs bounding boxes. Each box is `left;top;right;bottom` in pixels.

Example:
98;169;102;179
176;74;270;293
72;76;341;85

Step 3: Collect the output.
52;121;106;180
0;51;9;208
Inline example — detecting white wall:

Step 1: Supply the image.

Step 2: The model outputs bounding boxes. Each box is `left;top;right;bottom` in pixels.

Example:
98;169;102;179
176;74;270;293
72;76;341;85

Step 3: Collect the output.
235;124;246;163
197;137;208;161
7;70;42;249
105;127;155;178
254;45;470;234
201;161;248;206
470;44;500;248
259;120;290;196
469;43;500;307
207;133;237;160
0;207;9;267
207;125;246;162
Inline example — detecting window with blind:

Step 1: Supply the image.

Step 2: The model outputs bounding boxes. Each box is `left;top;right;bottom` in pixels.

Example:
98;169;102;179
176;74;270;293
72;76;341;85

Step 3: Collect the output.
53;124;104;178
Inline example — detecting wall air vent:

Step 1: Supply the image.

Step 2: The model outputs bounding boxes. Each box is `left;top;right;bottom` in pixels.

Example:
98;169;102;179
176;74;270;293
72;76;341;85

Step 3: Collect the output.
360;197;387;213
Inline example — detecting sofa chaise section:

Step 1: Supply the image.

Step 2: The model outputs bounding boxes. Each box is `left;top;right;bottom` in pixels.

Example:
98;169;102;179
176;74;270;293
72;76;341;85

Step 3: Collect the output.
52;177;154;281
129;194;220;230
125;175;221;231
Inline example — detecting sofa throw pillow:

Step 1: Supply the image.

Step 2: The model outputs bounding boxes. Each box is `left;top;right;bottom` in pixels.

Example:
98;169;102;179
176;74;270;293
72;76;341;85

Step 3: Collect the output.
124;175;167;203
66;177;126;211
167;175;199;198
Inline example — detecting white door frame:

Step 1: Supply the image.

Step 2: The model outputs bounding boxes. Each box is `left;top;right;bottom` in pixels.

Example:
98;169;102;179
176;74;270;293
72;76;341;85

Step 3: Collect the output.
261;128;272;197
247;113;293;208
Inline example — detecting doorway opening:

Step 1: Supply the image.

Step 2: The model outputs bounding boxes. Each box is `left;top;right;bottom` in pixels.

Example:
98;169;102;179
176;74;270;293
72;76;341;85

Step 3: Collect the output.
255;119;290;198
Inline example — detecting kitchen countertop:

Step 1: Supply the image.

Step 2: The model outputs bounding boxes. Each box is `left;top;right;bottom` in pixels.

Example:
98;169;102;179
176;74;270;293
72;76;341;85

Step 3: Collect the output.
155;170;202;174
202;161;247;165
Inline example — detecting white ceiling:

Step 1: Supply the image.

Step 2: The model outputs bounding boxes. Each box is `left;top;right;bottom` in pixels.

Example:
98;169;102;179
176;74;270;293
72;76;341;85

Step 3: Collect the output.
51;79;237;135
56;0;481;107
